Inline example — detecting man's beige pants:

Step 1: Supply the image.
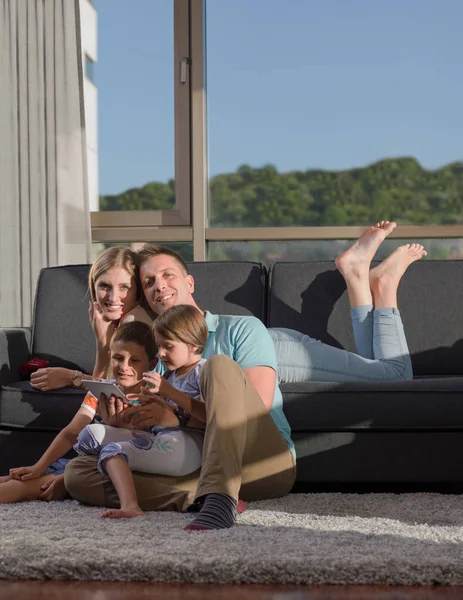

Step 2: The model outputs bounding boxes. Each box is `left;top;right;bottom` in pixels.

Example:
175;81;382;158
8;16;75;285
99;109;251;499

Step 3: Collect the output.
64;355;296;512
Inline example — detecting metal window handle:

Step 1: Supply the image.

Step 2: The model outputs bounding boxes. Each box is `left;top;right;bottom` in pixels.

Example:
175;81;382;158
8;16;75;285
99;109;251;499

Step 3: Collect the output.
180;57;189;84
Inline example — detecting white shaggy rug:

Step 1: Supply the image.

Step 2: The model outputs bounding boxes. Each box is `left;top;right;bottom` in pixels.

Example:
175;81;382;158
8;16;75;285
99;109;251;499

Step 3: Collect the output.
1;493;463;585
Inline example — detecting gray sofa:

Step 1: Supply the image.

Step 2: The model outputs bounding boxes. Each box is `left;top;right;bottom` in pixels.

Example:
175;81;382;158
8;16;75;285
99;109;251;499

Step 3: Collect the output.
2;260;463;489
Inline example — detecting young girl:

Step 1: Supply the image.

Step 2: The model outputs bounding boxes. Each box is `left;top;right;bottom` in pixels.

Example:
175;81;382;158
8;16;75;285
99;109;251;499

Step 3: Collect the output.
74;304;208;519
29;246;154;392
0;321;157;504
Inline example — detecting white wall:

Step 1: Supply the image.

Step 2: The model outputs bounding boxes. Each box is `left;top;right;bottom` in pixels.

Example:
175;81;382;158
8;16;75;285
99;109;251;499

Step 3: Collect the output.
80;0;99;212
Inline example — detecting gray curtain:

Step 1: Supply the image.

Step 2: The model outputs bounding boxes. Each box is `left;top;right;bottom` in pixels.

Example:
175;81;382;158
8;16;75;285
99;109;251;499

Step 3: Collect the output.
0;0;91;327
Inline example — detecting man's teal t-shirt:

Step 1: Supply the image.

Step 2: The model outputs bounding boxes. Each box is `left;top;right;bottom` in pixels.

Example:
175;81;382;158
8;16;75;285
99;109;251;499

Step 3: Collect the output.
155;310;295;458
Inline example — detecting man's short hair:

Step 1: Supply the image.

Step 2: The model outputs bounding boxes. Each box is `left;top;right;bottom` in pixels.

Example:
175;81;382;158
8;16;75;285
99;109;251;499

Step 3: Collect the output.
136;244;189;275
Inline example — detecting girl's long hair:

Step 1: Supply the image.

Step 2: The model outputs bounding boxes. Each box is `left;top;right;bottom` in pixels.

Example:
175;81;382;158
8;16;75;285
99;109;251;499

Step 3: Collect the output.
152;305;208;355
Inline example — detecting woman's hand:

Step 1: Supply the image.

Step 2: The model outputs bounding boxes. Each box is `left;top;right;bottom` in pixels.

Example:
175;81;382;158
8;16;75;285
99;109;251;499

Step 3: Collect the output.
9;464;44;481
30;367;74;392
125;393;179;430
39;474;67;501
89;301;116;348
97;393;133;428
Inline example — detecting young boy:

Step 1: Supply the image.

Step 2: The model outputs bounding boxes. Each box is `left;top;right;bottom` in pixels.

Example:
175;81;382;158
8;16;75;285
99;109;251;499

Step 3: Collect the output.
0;321;157;504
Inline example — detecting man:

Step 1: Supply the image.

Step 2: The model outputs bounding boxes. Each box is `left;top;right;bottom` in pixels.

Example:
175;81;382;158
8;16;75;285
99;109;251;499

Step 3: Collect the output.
64;245;296;530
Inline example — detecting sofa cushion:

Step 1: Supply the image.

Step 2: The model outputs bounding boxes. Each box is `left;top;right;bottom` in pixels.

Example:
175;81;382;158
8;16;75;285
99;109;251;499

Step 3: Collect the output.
268;260;463;376
186;261;267;319
281;377;463;431
0;381;86;431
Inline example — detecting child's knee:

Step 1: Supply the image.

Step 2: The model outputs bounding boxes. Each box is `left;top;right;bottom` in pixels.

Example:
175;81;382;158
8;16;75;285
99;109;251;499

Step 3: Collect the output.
74;424;105;455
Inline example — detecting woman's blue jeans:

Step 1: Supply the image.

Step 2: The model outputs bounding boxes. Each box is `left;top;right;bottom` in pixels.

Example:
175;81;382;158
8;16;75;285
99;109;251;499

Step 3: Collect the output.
269;306;412;383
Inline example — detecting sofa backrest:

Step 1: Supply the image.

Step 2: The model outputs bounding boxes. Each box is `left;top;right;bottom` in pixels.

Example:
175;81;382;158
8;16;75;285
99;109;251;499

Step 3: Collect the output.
268;260;463;377
31;261;267;375
32;265;95;374
186;261;267;319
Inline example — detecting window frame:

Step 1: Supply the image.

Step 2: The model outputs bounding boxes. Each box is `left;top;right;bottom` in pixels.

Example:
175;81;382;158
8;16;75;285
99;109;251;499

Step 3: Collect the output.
91;0;191;237
91;0;463;258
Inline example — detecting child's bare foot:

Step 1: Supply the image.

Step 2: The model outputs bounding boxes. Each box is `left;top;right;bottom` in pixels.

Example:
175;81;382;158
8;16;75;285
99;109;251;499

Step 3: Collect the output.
370;243;427;295
100;506;144;519
336;221;397;281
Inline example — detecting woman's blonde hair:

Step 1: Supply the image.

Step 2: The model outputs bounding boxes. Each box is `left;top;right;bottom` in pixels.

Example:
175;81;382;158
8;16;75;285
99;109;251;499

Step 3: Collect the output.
152;305;208;355
88;246;141;303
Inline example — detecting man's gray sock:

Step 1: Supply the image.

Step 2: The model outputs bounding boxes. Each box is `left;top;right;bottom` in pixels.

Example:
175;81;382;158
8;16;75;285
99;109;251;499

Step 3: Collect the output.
184;493;238;531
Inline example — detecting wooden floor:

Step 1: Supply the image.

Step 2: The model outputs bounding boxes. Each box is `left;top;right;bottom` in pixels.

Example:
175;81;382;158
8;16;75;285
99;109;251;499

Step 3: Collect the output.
1;581;463;599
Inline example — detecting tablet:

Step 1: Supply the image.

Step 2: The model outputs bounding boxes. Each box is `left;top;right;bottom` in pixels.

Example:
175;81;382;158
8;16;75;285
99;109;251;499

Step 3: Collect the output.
82;380;129;403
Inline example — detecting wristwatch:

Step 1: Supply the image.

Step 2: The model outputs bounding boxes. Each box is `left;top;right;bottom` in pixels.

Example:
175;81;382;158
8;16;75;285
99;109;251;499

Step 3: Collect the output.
174;406;191;428
71;370;83;388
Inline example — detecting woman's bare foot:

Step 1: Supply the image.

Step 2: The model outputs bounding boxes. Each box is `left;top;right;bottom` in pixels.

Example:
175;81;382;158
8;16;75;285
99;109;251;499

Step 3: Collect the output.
369;243;427;308
370;243;426;289
100;506;144;519
335;221;397;281
335;221;397;307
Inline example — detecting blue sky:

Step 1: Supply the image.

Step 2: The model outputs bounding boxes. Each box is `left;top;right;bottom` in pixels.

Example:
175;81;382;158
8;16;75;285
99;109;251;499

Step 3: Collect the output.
97;0;463;195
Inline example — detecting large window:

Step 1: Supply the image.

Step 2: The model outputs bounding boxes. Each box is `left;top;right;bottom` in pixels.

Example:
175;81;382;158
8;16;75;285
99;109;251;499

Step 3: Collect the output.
91;0;463;261
206;0;463;230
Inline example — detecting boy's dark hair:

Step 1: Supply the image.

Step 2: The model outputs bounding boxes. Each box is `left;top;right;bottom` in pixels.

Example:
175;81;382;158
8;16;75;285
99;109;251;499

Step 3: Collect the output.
136;244;189;275
153;305;208;355
111;321;157;361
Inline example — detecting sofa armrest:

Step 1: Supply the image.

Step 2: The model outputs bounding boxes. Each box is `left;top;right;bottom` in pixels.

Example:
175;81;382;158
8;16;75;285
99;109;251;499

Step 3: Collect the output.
0;328;32;386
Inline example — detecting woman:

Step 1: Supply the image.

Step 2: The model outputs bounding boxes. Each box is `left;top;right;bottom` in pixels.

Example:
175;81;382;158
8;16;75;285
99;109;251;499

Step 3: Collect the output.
30;246;154;392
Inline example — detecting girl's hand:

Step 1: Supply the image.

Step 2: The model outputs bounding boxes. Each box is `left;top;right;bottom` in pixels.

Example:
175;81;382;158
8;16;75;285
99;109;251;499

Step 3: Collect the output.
30;367;74;392
97;393;133;428
125;393;179;430
141;372;165;395
89;302;116;348
39;475;67;502
9;464;44;481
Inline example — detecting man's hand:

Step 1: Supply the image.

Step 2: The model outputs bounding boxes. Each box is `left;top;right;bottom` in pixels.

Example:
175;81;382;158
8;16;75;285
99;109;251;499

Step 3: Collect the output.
125;393;179;430
39;474;67;501
97;393;132;428
10;464;44;481
30;367;73;392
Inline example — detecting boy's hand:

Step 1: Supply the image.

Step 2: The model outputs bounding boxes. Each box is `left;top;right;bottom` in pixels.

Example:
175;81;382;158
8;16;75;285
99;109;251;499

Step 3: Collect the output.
97;393;132;428
9;464;44;481
39;474;67;502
